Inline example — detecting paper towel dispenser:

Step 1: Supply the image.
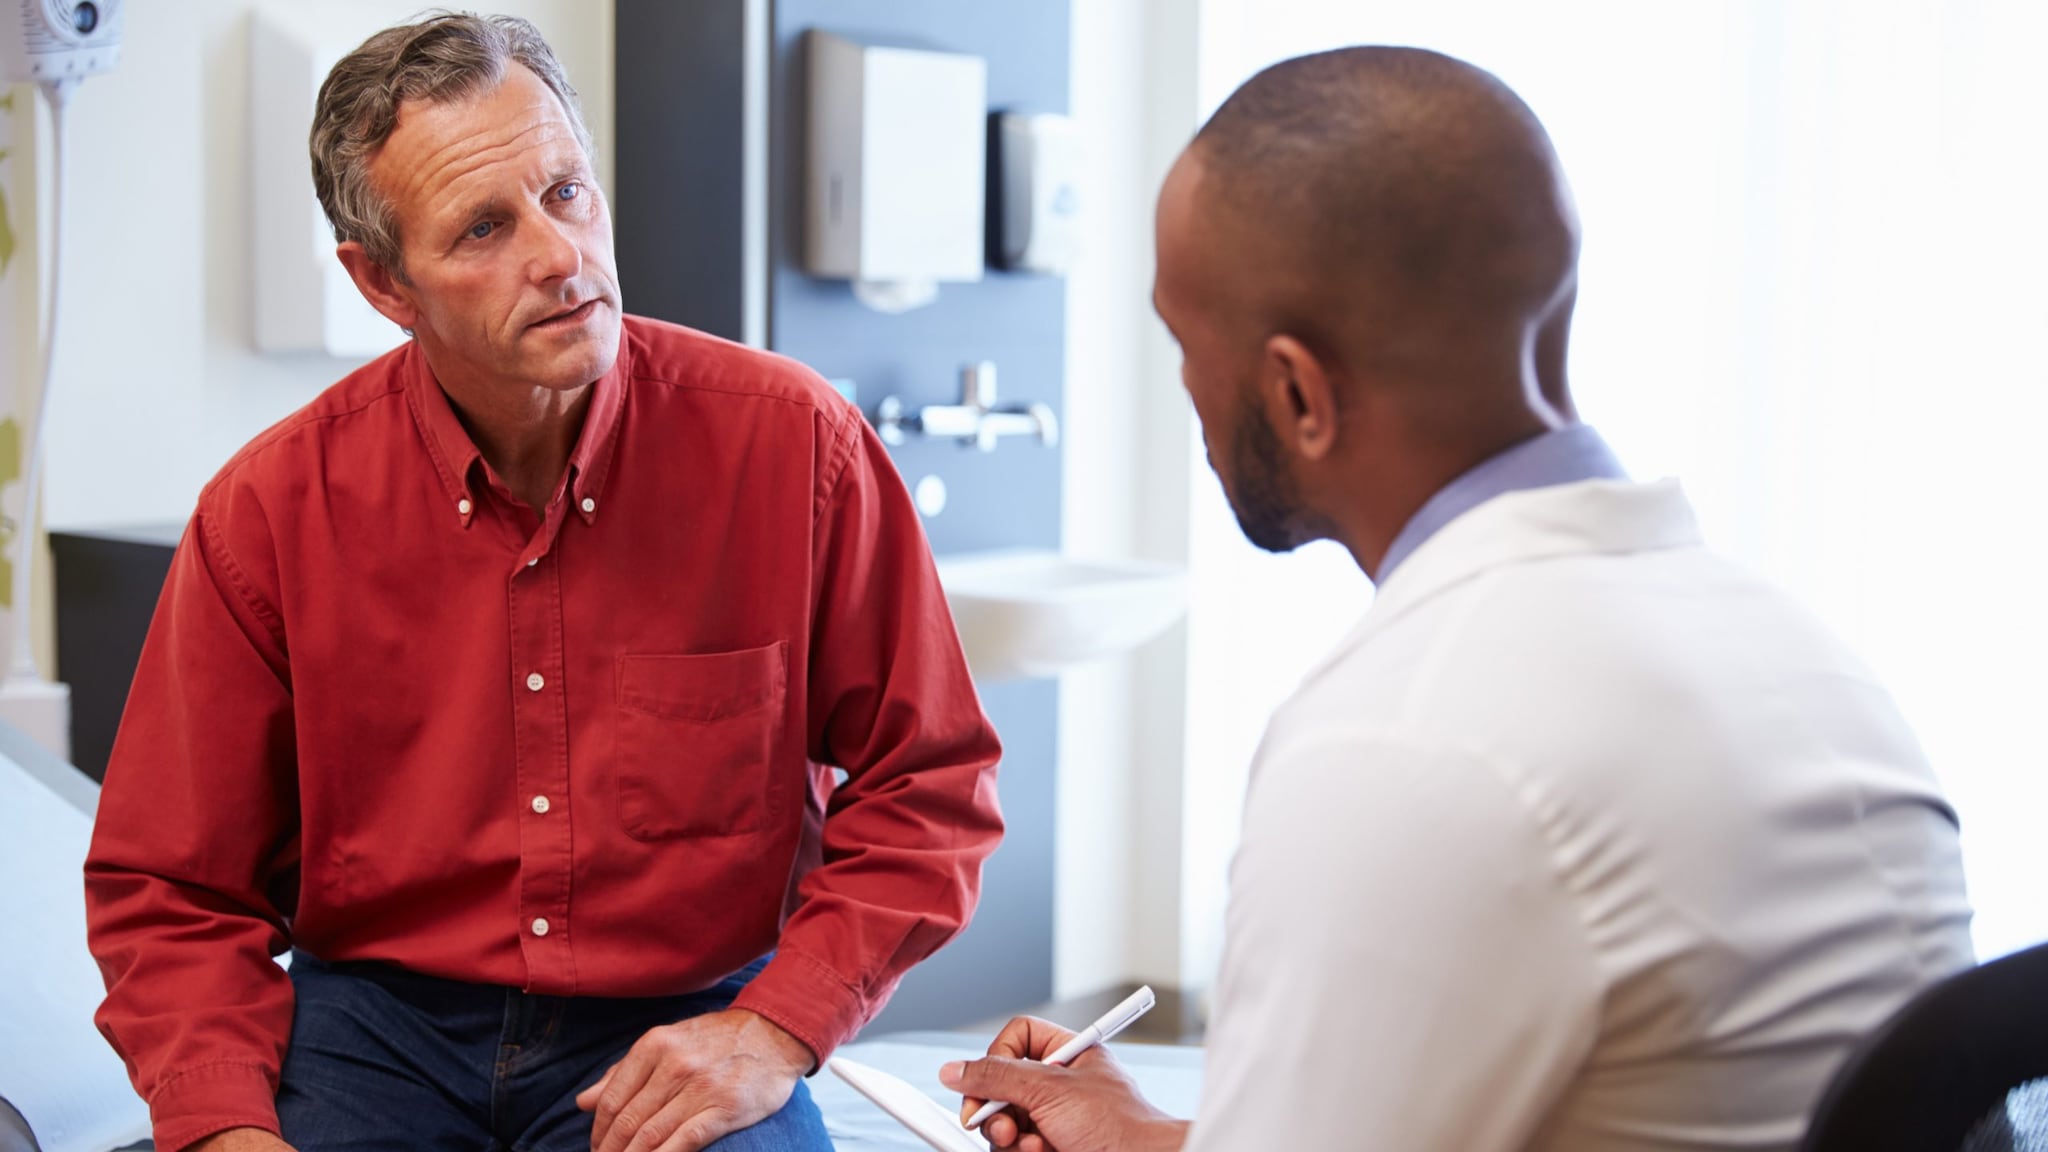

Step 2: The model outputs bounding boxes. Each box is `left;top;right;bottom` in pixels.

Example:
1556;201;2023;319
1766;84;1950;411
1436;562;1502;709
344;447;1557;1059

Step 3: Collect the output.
804;29;987;313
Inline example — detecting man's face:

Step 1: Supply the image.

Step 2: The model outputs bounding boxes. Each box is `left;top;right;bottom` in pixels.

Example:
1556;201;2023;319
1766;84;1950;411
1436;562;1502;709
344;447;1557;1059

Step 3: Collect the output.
1153;155;1313;554
367;64;621;396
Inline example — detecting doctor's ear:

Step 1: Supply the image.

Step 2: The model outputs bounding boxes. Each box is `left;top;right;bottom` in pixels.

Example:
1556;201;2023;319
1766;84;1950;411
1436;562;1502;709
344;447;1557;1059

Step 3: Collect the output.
1262;334;1339;463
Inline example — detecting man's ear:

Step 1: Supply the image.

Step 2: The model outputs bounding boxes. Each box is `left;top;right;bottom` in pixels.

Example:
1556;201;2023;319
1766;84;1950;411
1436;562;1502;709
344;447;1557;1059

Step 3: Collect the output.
335;241;420;333
1262;333;1339;463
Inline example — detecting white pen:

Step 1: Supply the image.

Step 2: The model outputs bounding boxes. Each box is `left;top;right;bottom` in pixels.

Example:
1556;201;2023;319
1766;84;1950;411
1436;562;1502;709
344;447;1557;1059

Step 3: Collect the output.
963;984;1157;1131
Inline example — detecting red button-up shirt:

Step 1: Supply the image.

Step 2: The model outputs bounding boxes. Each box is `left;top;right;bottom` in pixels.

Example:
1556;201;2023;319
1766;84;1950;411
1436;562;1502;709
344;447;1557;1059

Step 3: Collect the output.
84;316;1004;1152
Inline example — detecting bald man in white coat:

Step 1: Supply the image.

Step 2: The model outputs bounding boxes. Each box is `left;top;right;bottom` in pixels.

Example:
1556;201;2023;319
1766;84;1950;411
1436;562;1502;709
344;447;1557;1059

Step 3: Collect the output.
941;46;1974;1152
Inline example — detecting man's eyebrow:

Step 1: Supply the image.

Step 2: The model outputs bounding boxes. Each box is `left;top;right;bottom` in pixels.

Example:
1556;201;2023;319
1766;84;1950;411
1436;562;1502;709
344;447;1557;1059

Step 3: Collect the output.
450;194;506;227
445;160;589;230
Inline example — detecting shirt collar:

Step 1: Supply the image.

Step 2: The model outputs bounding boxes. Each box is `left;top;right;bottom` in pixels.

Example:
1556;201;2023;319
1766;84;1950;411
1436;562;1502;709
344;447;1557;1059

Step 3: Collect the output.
1304;477;1702;693
1377;423;1629;582
402;336;631;527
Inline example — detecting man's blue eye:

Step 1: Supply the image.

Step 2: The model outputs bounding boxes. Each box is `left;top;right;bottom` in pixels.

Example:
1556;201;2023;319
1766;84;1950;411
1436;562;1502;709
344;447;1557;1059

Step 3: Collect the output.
468;221;495;240
556;182;581;202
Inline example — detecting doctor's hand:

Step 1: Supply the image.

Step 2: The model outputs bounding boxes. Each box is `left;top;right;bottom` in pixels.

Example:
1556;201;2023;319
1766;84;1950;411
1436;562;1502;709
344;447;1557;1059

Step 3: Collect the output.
576;1008;814;1152
941;1016;1190;1152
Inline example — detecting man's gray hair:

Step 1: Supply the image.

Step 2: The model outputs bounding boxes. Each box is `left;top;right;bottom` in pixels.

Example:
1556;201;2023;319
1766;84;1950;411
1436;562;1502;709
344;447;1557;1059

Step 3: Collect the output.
310;10;593;278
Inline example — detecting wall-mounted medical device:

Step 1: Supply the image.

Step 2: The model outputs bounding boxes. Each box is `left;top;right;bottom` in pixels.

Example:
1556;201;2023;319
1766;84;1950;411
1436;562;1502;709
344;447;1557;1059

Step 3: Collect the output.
1;0;124;725
994;112;1080;275
0;0;123;93
249;13;407;358
804;29;986;313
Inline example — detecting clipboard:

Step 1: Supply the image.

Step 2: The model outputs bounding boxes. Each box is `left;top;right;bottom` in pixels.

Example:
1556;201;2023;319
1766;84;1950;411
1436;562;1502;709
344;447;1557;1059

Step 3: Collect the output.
828;1056;990;1152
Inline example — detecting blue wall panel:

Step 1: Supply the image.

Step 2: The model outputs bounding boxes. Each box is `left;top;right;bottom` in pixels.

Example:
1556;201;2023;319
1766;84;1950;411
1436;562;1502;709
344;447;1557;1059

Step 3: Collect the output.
769;0;1071;1032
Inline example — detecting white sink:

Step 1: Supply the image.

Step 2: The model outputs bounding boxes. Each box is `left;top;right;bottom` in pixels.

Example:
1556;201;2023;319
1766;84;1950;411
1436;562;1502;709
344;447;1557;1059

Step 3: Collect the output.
936;549;1189;682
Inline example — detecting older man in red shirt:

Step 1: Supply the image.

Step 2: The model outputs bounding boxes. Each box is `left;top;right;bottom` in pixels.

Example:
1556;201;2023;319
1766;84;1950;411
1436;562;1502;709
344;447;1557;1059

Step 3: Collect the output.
82;14;1001;1152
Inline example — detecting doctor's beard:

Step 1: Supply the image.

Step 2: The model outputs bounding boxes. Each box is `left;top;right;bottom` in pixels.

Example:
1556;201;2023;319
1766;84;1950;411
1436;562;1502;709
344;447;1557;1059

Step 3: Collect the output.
1224;396;1319;555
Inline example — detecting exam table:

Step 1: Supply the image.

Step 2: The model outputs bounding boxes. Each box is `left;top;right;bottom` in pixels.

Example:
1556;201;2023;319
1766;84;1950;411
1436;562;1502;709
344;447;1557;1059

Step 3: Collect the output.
0;723;152;1151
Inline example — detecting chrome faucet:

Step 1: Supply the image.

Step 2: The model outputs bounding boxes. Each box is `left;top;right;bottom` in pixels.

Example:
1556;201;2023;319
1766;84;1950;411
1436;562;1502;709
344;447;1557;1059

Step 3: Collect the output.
876;362;1059;453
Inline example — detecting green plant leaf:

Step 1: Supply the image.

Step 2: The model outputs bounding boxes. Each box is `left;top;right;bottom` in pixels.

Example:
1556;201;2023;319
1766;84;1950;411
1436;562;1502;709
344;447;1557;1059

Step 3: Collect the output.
2;88;14;275
0;419;18;488
0;418;16;608
0;181;15;278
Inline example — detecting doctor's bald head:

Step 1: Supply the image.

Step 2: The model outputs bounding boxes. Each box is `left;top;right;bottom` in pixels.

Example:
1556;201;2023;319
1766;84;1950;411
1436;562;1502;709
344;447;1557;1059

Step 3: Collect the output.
1154;46;1583;572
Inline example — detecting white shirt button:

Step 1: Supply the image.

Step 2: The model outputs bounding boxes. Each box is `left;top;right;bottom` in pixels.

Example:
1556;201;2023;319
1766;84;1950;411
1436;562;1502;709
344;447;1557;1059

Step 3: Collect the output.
526;672;545;692
526;557;539;567
580;496;596;514
457;498;472;516
531;794;550;814
531;917;550;937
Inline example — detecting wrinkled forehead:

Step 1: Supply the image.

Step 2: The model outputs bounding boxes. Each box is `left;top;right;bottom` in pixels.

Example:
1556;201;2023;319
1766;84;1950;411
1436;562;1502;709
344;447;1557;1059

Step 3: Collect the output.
375;66;585;219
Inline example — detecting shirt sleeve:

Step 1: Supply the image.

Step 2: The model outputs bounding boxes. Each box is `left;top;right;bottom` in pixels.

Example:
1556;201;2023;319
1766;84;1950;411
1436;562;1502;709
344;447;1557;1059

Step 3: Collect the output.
730;404;1004;1063
84;503;300;1152
1184;735;1602;1152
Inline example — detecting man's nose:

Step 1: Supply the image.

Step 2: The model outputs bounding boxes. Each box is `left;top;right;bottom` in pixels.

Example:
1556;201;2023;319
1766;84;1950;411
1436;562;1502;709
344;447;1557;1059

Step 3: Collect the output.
525;212;583;284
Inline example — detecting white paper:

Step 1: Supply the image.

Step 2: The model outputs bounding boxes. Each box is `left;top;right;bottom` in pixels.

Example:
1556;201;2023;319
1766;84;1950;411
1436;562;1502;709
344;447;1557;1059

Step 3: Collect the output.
0;751;152;1152
829;1058;989;1152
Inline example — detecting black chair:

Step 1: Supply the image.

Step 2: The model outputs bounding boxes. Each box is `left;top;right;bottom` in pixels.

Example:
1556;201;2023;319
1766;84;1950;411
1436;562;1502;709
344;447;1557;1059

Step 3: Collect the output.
1801;940;2048;1152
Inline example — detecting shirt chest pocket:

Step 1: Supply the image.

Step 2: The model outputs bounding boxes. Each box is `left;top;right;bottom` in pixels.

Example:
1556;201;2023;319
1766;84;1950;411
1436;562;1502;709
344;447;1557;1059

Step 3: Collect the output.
614;643;788;841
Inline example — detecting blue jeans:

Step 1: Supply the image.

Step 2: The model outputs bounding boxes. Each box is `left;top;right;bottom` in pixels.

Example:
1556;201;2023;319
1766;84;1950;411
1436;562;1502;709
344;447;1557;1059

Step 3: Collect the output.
276;951;829;1152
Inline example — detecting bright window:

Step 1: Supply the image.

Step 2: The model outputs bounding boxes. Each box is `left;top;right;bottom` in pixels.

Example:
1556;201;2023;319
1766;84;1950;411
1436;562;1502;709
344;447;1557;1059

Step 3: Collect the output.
1184;0;2048;969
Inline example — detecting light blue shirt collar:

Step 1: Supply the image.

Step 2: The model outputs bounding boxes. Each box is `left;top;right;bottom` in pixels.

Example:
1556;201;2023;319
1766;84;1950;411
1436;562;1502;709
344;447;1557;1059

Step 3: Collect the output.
1376;424;1628;582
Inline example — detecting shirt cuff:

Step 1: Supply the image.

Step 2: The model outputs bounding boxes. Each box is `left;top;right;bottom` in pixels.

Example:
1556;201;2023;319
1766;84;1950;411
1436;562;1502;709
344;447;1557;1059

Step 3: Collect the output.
148;1061;282;1152
731;948;877;1070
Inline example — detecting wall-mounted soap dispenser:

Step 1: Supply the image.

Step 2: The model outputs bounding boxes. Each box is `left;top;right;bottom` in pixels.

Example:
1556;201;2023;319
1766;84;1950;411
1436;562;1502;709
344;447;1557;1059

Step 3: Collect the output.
803;29;987;313
994;112;1081;275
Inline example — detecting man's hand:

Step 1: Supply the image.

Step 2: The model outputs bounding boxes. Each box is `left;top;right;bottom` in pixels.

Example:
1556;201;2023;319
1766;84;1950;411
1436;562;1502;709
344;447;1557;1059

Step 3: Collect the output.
575;1008;814;1152
940;1016;1190;1152
188;1128;295;1152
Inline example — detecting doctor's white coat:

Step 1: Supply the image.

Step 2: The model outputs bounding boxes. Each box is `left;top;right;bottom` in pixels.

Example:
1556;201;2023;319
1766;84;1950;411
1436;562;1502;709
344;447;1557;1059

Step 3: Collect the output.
1185;479;1973;1152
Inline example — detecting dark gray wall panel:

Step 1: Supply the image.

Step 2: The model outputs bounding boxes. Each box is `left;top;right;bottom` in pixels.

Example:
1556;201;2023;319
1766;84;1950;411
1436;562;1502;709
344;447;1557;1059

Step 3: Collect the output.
615;0;751;342
52;526;183;784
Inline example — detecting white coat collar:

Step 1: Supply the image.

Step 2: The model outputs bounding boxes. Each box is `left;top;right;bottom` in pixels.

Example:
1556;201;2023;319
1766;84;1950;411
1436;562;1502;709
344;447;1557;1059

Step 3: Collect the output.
1318;479;1705;673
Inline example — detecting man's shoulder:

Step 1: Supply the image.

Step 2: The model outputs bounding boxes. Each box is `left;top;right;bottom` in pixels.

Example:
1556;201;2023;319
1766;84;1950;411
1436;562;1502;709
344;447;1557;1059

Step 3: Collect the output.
621;314;851;419
201;343;414;509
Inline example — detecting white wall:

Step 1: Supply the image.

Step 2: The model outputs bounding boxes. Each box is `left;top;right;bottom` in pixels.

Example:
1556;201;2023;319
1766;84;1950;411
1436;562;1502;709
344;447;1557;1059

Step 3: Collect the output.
34;0;614;531
1057;0;1212;1001
1053;0;1147;1000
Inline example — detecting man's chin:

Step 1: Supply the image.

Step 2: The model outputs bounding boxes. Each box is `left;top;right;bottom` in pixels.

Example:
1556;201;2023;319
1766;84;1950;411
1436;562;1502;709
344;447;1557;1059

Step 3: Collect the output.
1233;509;1311;555
526;322;622;389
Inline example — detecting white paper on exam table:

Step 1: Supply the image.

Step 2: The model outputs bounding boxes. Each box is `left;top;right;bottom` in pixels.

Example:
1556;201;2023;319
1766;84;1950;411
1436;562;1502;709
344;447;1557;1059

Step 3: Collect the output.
0;744;154;1152
829;1058;990;1152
